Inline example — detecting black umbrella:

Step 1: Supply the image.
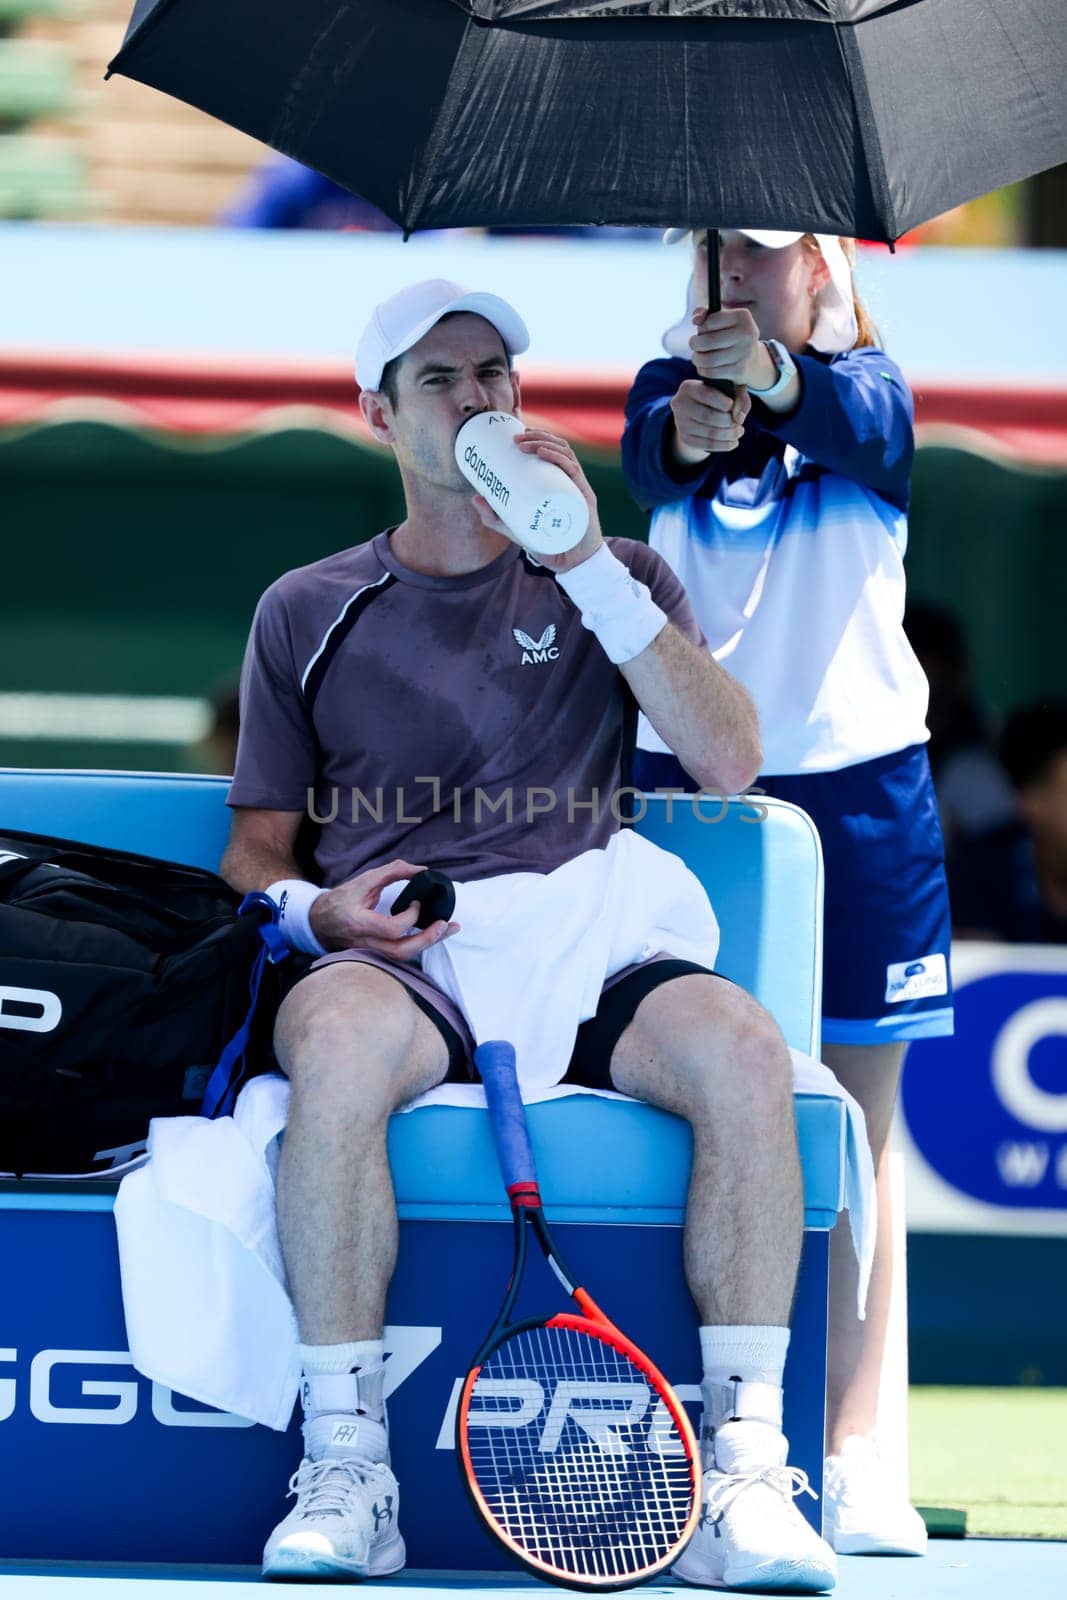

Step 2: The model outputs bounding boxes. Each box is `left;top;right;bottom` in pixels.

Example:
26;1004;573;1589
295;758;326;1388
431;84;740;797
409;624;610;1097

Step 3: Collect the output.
109;1;1066;247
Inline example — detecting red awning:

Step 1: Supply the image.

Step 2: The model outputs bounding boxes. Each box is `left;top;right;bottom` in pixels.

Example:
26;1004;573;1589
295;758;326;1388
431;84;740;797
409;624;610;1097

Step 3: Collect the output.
0;350;1064;466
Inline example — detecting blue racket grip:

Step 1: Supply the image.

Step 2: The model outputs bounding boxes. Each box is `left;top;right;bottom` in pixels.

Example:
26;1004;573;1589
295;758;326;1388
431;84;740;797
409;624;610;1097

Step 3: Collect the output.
475;1040;538;1194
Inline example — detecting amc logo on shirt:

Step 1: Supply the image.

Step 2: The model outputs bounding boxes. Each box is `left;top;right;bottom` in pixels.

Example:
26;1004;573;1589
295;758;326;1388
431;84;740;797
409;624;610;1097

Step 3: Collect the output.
513;624;560;665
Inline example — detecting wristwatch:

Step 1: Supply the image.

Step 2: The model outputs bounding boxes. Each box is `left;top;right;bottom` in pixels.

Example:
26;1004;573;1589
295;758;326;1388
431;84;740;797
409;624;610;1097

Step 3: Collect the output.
748;339;797;399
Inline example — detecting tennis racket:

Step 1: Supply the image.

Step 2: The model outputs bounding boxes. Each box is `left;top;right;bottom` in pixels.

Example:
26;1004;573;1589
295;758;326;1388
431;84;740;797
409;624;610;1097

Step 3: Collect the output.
457;1040;701;1590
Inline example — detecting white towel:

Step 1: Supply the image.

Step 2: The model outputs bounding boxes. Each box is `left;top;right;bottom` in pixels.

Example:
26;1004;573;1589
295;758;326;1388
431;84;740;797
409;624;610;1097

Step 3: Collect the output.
381;829;720;1094
116;1057;873;1432
115;1067;297;1430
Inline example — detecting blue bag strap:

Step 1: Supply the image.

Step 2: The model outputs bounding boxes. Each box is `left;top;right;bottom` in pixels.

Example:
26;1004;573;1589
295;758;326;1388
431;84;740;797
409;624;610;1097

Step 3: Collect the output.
200;891;290;1120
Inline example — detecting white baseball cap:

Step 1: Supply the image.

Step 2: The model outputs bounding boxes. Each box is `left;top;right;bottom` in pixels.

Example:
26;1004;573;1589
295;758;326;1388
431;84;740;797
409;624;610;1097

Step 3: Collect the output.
355;278;530;392
661;228;859;357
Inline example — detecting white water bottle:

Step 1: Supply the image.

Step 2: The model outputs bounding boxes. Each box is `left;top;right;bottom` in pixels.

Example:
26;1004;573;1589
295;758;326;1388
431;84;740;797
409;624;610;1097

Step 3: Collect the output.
454;411;589;556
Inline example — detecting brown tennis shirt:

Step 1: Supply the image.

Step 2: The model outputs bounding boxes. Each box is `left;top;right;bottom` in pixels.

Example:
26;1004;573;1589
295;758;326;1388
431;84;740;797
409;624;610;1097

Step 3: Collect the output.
228;531;704;887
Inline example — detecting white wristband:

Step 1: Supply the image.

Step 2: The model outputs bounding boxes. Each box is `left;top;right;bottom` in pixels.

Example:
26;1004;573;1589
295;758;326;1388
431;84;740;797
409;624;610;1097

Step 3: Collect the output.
266;878;328;957
555;544;668;665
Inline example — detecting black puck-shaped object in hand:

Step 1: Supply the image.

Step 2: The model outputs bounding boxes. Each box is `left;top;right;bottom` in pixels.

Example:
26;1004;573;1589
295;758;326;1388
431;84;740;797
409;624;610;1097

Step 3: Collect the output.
390;868;456;930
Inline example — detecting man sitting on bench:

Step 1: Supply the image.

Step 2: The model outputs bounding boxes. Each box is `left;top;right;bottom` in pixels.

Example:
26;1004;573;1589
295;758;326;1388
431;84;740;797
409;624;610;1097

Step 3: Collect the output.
222;278;837;1593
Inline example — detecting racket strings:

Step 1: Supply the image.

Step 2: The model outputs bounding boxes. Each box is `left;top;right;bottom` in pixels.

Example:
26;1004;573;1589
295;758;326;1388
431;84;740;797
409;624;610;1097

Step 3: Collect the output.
465;1322;694;1581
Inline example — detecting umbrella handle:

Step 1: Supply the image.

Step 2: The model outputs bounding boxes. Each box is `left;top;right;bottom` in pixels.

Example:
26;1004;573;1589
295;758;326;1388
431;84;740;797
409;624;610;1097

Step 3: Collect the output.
704;228;735;400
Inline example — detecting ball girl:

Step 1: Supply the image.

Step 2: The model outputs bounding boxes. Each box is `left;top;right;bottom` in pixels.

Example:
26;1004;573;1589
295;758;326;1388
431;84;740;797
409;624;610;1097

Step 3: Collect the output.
624;228;952;1557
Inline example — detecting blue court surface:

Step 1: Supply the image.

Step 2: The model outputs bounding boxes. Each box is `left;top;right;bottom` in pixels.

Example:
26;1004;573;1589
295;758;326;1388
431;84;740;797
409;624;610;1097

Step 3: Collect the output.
2;1549;1065;1600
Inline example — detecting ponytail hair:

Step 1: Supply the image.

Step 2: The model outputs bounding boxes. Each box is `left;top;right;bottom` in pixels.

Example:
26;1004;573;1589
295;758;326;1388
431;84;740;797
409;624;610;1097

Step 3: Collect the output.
840;237;881;349
802;234;882;350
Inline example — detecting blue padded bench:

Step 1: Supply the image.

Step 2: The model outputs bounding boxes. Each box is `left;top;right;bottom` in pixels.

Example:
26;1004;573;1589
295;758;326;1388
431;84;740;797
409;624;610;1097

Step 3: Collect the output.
0;768;840;1567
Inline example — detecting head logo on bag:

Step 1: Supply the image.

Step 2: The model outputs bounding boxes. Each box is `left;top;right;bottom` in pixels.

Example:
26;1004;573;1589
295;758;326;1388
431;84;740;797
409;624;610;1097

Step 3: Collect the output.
0;986;62;1034
0;827;281;1176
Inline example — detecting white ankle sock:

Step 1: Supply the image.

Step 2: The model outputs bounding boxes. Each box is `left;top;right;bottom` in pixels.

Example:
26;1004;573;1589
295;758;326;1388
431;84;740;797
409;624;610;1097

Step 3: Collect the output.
699;1326;789;1459
298;1339;385;1376
699;1325;790;1389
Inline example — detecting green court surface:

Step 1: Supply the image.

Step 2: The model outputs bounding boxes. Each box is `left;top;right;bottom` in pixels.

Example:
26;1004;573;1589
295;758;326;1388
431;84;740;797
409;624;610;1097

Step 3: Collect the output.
911;1387;1067;1540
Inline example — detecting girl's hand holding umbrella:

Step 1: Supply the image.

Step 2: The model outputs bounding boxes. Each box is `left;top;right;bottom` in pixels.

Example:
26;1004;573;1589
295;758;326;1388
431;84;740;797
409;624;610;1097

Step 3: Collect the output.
669;370;751;467
688;305;777;395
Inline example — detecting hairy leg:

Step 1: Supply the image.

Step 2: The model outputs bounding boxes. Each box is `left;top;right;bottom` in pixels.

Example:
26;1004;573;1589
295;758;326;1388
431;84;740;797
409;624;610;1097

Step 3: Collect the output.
610;974;802;1326
273;962;450;1345
823;1040;905;1451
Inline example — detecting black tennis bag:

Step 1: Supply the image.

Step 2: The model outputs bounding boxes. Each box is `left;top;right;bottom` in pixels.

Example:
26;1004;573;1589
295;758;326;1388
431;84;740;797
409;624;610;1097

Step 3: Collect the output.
0;829;287;1177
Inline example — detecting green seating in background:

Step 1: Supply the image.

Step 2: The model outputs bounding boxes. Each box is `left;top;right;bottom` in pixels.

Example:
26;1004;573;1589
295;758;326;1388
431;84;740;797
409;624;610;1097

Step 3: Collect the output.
0;18;83;218
0;39;75;124
0;0;85;27
0;132;84;216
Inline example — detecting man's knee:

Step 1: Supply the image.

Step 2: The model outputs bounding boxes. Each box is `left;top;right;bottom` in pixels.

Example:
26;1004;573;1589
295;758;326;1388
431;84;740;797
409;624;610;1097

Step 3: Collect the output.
717;987;791;1076
618;974;793;1116
274;962;446;1110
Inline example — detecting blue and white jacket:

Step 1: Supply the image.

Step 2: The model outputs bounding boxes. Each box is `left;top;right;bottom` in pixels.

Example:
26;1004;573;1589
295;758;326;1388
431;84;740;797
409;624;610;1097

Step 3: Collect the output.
622;348;931;775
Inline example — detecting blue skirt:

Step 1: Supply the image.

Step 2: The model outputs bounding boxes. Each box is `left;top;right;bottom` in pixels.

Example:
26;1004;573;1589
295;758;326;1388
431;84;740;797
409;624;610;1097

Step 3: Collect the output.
635;743;954;1045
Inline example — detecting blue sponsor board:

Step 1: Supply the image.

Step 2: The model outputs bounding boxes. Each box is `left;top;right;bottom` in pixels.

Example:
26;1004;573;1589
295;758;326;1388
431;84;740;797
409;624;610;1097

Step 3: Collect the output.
0;1205;828;1566
902;945;1067;1219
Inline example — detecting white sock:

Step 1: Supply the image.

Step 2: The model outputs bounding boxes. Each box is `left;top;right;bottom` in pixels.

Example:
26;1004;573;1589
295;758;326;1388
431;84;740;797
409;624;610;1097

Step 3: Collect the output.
299;1339;385;1377
699;1325;789;1458
699;1325;790;1388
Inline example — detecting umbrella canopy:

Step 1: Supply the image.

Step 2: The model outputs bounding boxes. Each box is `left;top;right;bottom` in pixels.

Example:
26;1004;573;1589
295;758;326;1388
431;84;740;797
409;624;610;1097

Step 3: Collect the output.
109;0;1067;243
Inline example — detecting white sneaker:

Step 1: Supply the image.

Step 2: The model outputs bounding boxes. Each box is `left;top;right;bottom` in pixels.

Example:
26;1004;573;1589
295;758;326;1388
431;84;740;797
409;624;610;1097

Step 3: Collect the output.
824;1435;928;1556
262;1414;406;1581
673;1422;837;1593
